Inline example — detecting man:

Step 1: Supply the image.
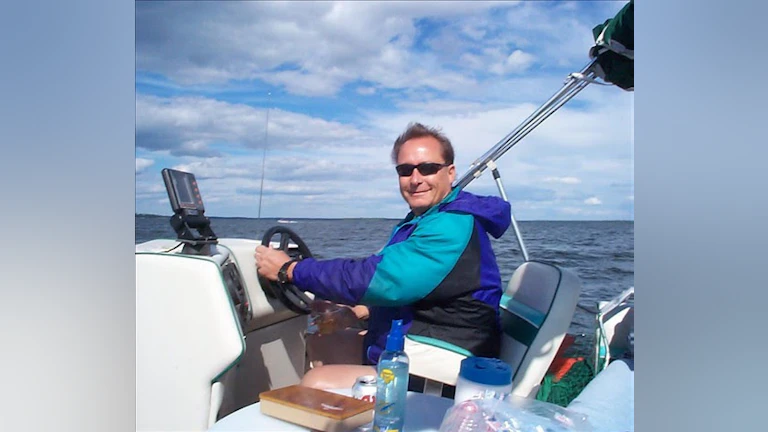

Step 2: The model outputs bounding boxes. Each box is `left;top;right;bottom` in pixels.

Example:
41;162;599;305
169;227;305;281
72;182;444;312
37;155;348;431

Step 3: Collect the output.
255;122;511;388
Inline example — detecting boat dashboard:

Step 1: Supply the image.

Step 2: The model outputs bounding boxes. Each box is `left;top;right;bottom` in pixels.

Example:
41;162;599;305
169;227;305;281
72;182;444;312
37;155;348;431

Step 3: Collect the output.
136;168;312;334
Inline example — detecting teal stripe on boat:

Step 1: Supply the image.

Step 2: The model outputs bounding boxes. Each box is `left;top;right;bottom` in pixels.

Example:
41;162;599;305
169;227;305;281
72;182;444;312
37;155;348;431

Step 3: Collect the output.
500;294;545;346
500;294;545;327
501;312;538;346
406;334;474;357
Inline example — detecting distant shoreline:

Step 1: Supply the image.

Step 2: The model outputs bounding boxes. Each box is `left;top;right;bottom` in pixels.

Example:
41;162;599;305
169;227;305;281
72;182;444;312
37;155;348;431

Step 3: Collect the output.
135;213;634;222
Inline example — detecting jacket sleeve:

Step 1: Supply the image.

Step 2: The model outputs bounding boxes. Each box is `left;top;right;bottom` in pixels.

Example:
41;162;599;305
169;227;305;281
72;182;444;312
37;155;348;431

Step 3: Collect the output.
292;255;383;305
292;211;474;307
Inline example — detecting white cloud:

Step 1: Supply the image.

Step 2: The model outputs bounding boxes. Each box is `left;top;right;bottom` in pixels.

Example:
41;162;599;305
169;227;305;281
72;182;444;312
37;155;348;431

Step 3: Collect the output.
356;86;377;96
136;158;154;173
257;69;355;97
172;160;252;180
584;197;602;205
543;176;581;184
506;50;536;72
490;50;536;75
135;95;371;156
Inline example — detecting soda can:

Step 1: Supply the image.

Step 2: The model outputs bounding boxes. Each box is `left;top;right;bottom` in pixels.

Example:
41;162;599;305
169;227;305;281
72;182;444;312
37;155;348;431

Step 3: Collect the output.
352;375;377;403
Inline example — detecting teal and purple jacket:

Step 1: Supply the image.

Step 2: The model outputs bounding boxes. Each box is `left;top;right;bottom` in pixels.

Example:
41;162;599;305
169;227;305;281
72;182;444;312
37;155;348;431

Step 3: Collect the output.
293;189;511;364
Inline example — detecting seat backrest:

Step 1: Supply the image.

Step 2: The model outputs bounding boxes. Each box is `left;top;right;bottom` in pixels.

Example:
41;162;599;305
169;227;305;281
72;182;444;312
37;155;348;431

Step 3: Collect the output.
137;253;245;431
499;261;581;397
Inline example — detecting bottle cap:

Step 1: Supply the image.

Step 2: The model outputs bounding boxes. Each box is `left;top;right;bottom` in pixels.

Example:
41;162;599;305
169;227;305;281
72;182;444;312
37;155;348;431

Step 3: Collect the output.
459;357;512;386
385;319;405;351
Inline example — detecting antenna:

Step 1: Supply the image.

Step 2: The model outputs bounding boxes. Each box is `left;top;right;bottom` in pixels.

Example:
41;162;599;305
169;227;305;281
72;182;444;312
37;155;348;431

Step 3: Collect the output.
257;92;271;219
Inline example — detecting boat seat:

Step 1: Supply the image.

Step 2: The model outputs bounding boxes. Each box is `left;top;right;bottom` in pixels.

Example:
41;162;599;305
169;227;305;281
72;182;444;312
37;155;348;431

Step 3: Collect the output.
501;261;581;397
406;261;580;398
405;335;473;391
137;253;245;431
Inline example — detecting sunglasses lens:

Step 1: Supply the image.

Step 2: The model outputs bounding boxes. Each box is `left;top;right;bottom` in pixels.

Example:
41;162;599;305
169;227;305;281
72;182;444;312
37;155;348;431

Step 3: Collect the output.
396;163;447;176
396;164;415;176
418;163;440;175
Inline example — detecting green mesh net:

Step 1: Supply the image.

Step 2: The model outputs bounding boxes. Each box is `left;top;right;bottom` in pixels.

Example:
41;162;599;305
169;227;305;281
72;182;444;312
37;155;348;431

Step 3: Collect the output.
535;358;597;407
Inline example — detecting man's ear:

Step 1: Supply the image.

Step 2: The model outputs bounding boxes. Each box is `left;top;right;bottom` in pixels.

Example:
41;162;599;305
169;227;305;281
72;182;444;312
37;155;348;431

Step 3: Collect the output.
448;164;456;182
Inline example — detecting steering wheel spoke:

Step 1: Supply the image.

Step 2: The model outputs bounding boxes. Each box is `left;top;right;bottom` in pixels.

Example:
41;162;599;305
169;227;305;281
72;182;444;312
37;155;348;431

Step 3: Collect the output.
279;232;291;251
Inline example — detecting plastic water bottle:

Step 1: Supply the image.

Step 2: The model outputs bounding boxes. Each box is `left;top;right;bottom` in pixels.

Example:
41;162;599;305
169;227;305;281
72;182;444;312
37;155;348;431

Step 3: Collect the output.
373;319;409;432
438;399;485;432
453;357;513;405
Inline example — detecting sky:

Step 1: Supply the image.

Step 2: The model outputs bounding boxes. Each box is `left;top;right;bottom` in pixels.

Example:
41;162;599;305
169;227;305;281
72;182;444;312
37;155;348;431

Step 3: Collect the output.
135;1;633;220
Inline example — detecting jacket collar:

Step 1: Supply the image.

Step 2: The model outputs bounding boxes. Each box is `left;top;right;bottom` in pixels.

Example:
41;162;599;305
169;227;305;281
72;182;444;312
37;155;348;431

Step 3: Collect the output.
398;187;460;227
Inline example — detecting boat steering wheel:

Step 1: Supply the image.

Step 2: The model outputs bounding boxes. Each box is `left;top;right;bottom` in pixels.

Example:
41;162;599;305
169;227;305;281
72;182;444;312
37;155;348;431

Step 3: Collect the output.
260;226;314;314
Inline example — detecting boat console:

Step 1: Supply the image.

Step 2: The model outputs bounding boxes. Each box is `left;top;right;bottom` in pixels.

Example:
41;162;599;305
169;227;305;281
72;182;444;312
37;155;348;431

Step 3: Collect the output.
136;169;314;429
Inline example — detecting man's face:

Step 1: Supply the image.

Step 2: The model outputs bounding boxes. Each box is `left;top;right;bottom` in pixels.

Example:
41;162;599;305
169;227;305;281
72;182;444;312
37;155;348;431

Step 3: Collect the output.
396;136;456;216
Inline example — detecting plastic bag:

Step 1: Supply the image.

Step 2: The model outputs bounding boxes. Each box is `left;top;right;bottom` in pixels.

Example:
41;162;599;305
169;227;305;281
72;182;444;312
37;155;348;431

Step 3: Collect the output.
439;391;593;432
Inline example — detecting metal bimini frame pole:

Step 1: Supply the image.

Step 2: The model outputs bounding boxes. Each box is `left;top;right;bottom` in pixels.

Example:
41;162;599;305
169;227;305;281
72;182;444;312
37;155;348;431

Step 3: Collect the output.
453;60;599;261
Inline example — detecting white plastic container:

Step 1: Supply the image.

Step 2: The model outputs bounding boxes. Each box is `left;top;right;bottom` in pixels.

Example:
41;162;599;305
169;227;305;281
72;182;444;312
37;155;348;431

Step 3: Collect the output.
453;357;513;405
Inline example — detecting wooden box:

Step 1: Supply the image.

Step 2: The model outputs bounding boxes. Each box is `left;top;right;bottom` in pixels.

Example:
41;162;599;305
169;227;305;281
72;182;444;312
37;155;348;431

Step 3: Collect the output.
259;385;374;432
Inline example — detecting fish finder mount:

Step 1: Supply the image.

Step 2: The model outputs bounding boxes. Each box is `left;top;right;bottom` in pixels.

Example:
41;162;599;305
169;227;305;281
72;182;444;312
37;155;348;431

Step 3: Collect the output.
162;168;218;255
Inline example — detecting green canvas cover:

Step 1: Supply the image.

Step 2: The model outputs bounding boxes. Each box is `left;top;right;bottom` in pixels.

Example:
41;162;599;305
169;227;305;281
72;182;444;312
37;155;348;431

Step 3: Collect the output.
590;0;634;91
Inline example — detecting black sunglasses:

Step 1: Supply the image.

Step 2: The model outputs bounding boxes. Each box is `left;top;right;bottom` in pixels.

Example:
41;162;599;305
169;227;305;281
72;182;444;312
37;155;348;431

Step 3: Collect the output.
395;162;451;177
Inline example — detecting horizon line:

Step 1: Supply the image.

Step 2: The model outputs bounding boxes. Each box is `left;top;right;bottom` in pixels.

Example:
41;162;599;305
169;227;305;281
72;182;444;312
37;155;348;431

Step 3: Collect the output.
135;213;634;222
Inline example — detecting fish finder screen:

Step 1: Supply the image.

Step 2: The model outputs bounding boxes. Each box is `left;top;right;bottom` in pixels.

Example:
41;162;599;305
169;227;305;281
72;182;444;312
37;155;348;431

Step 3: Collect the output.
162;168;205;212
174;176;195;207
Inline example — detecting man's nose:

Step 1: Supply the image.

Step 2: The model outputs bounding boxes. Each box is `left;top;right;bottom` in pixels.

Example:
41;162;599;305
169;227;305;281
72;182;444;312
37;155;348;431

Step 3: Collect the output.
409;170;423;184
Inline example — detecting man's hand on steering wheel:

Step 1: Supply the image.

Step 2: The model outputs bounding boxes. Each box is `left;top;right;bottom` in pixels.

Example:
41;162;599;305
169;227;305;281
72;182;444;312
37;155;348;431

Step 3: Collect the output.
254;245;292;281
255;225;314;314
